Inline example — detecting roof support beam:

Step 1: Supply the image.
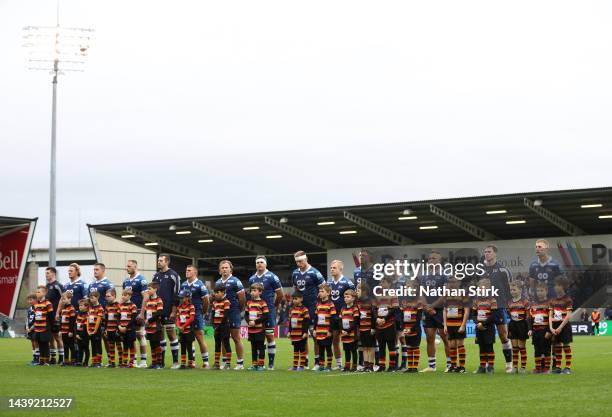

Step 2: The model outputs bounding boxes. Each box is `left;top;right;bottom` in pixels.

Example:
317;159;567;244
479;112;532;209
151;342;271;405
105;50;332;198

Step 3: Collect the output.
264;216;340;250
343;210;416;245
126;226;204;259
524;198;585;236
192;221;293;263
429;205;498;241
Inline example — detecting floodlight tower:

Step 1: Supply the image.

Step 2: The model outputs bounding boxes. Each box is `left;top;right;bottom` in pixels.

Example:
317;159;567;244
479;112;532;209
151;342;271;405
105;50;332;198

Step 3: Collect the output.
23;2;94;267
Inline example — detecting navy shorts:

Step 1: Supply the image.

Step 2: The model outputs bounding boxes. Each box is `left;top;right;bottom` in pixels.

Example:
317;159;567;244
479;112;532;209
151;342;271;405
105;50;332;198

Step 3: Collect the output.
305;303;317;328
493;308;509;325
423;309;444;329
193;310;204;331
228;310;242;329
265;305;276;331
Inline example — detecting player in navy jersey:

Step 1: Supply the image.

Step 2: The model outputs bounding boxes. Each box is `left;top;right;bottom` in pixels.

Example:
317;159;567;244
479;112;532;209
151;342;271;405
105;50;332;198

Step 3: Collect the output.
353;248;375;370
150;254;181;368
528;239;563;297
292;250;325;370
483;245;514;372
181;264;210;368
328;260;355;370
89;263;113;307
123;260;149;367
45;267;63;364
353;249;376;294
248;256;284;370
215;260;246;370
63;263;87;309
420;251;451;372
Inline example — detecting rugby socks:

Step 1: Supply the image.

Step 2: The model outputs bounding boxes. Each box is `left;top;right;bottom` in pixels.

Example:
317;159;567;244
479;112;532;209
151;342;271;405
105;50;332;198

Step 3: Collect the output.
224;352;232;367
375;347;380;366
293;350;300;368
449;347;457;368
160;340;167;366
314;355;320;366
553;345;563;368
458;345;466;367
486;352;495;367
446;356;451;369
563;345;572;369
201;352;209;365
520;347;527;369
512;346;520;369
502;340;512;365
379;354;386;370
121;347;128;366
407;347;418;370
389;351;397;369
358;348;364;366
401;345;408;368
170;338;179;363
267;343;276;367
58;348;64;364
479;351;487;368
33;349;39;363
428;356;436;369
50;348;57;363
336;357;342;368
543;355;551;370
237;358;244;366
108;341;116;365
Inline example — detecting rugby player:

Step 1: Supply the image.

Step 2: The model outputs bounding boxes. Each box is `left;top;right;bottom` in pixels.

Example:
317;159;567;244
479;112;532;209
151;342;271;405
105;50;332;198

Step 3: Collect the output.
528;239;563;297
248;256;284;370
180;264;210;368
215;260;246;370
482;245;513;372
292;250;325;370
420;251;451;372
123;260;149;367
150;254;181;368
328;260;355;370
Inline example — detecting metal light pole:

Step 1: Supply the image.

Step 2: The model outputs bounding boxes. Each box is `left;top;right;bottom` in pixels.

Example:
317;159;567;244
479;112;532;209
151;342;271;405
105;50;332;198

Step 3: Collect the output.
23;3;94;267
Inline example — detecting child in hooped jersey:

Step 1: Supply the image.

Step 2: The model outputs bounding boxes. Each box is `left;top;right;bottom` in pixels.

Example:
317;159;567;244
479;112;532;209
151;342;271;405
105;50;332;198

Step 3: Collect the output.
86;291;104;368
118;289;138;367
507;281;530;373
550;277;573;374
442;277;470;373
211;285;232;370
288;292;310;371
58;292;77;366
25;294;39;365
144;282;164;369
400;280;425;373
104;288;123;367
176;289;196;369
314;284;337;372
472;278;497;374
246;283;270;371
529;282;552;374
75;298;90;366
339;289;360;372
357;285;376;372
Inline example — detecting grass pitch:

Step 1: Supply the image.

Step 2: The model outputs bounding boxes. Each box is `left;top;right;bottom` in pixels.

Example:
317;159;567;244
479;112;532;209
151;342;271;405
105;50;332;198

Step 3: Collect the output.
0;336;611;417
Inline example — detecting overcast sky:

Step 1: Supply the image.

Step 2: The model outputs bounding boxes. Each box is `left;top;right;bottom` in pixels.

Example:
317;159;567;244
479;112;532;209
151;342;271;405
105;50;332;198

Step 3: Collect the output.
2;0;611;247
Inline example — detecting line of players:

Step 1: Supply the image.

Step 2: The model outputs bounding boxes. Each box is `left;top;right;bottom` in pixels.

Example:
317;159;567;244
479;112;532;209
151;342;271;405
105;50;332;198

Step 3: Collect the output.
25;239;574;374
